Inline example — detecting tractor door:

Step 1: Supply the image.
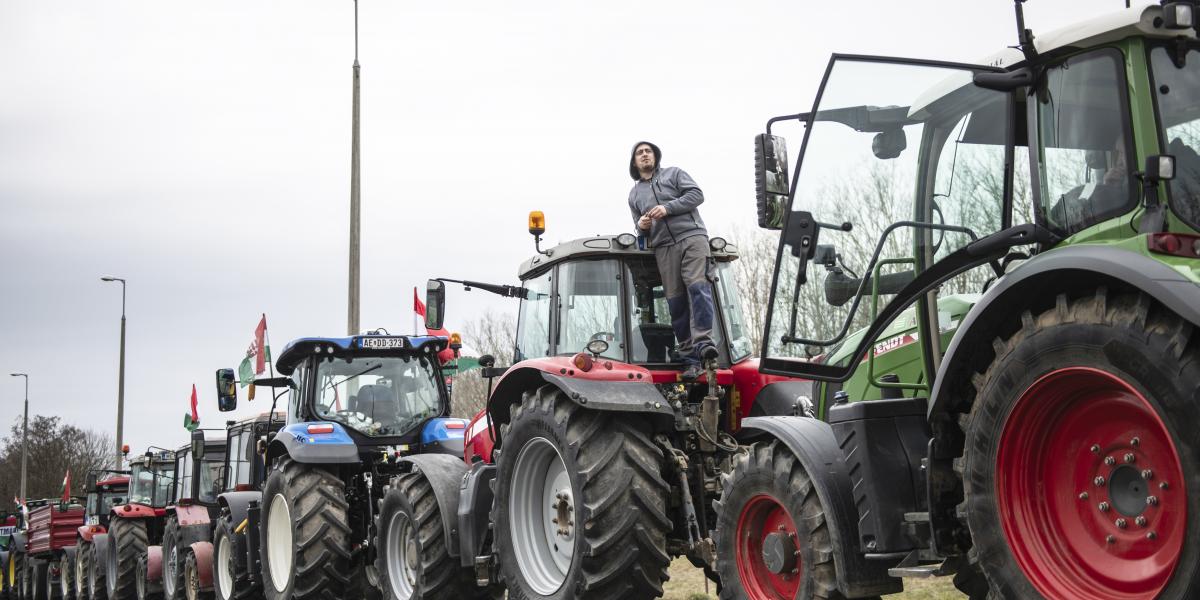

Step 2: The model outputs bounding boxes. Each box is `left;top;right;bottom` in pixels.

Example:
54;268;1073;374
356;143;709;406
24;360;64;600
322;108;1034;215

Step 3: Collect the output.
760;55;1025;388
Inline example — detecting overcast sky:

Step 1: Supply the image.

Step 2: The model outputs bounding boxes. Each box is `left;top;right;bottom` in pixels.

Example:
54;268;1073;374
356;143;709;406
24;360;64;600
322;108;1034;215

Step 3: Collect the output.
1;0;1123;458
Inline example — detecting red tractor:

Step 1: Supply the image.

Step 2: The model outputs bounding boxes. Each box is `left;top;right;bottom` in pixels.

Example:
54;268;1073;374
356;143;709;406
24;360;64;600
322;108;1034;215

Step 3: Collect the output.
70;472;129;600
99;451;174;600
143;431;226;600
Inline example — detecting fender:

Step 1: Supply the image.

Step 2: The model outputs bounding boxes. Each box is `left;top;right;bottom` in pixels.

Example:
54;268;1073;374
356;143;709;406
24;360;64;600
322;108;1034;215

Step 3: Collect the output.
216;492;261;533
737;416;900;598
92;533;111;576
111;505;157;519
487;358;675;432
144;546;162;583
76;525;105;543
928;244;1200;419
265;423;359;466
172;505;210;529
187;542;214;590
395;455;467;559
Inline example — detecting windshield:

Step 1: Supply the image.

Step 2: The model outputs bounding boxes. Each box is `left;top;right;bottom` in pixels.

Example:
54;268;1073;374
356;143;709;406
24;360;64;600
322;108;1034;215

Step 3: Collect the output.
765;57;1012;370
314;354;443;437
129;464;155;505
558;259;624;359
198;454;224;503
1150;46;1200;231
514;270;552;362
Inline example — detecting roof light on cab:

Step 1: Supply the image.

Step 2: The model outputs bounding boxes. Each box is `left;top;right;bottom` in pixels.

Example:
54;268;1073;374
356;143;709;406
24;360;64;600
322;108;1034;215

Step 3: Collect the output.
528;211;546;236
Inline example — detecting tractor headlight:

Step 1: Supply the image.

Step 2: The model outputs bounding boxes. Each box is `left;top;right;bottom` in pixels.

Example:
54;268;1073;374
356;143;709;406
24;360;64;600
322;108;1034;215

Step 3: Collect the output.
586;339;609;356
616;233;636;247
710;237;728;251
1163;2;1195;29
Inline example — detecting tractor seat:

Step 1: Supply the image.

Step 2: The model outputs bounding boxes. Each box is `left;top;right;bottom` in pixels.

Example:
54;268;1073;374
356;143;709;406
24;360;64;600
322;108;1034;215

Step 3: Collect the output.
351;384;399;421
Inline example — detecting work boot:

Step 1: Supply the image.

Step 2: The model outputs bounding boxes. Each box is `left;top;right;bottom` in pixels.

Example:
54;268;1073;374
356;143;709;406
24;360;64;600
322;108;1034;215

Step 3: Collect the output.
699;345;719;362
681;364;704;382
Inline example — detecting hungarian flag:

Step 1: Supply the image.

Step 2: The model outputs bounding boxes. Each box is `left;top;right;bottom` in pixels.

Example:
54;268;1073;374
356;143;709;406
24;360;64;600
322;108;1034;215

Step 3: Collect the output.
60;470;71;503
184;384;200;431
413;288;426;317
239;315;271;388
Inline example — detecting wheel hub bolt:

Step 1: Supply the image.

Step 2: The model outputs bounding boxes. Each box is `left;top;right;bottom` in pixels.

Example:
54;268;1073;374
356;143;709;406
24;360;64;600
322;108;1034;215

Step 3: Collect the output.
1094;476;1106;486
1147;531;1158;540
1104;456;1116;466
1142;469;1153;480
1079;492;1089;500
1091;444;1101;453
1124;453;1136;464
1098;502;1110;512
1106;535;1116;544
1160;481;1169;490
1147;495;1159;506
1136;516;1147;527
1131;437;1140;447
1115;518;1127;529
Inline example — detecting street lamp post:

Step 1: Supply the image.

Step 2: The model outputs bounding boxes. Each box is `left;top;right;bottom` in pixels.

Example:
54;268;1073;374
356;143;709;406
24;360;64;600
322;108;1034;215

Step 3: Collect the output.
101;276;126;467
9;373;28;505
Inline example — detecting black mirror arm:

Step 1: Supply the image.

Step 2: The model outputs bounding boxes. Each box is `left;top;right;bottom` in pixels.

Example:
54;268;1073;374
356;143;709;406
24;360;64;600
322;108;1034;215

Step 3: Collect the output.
437;278;529;299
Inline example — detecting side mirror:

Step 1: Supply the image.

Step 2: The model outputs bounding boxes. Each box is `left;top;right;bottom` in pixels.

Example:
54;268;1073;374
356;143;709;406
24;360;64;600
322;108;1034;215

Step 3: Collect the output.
754;134;789;230
215;368;238;412
1144;154;1176;183
190;430;205;460
425;279;446;331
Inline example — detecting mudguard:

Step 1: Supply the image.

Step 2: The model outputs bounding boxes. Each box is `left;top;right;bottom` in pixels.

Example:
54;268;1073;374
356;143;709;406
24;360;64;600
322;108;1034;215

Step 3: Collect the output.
171;506;210;529
487;361;675;431
75;526;103;543
111;505;157;519
188;542;213;590
265;423;359;466
395;455;468;559
92;533;110;578
737;416;900;598
144;546;162;583
216;492;261;534
928;244;1200;419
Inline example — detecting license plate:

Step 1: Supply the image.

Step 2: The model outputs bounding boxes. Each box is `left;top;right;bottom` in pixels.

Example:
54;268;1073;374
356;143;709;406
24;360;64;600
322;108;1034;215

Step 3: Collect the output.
360;337;406;349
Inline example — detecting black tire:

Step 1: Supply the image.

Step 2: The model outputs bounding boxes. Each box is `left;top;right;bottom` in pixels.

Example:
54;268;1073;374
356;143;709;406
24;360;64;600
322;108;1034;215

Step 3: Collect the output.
74;543;90;600
10;552;22;600
962;290;1200;599
259;459;352;600
62;549;76;600
713;440;847;600
89;540;108;600
159;520;179;600
373;471;480;600
181;552;210;600
46;561;61;600
494;384;671;600
212;517;254;600
134;552;160;600
15;553;27;600
107;519;146;600
32;561;46;600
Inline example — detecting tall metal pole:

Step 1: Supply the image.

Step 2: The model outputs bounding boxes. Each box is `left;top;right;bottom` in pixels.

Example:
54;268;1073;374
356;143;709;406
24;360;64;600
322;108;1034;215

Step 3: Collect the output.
348;0;361;337
9;373;28;505
102;277;127;467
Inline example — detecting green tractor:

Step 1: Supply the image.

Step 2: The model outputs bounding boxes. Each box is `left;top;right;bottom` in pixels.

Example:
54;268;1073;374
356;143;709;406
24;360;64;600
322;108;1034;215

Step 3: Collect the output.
720;2;1200;598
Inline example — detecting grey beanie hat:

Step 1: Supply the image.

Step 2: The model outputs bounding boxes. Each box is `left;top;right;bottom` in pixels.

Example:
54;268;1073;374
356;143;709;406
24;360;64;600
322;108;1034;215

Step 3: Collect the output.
629;141;662;180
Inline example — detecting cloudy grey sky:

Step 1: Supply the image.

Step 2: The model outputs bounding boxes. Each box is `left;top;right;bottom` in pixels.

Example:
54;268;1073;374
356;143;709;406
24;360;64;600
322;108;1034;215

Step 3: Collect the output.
1;0;1118;456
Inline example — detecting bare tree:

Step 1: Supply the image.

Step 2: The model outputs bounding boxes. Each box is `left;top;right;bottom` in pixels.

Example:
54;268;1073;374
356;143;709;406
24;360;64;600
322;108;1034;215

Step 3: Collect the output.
0;416;114;504
450;309;516;419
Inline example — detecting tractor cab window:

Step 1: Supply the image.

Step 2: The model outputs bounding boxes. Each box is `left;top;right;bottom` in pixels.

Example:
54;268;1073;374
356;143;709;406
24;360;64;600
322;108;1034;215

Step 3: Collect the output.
626;258;729;364
1150;46;1200;231
197;453;223;503
86;492;98;518
557;259;624;360
129;464;155;505
714;262;753;361
514;270;552;361
1035;49;1135;237
228;429;253;489
763;57;1012;378
314;354;443;437
176;450;193;501
153;466;175;506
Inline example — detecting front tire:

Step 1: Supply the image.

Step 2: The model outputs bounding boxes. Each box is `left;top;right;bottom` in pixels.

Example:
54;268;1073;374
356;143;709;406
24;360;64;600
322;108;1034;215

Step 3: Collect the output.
494;385;671;600
212;517;253;600
89;540;108;600
963;290;1200;599
159;520;179;600
107;519;147;600
260;459;352;600
181;552;210;600
74;543;90;600
62;549;76;600
135;553;160;600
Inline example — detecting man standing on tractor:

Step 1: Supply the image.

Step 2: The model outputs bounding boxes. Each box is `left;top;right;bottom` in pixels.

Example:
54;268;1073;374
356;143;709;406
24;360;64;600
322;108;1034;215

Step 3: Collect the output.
627;140;718;380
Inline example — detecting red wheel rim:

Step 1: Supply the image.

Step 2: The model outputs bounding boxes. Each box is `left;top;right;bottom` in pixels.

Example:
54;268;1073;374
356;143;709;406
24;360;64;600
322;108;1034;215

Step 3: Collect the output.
735;494;800;600
997;367;1186;600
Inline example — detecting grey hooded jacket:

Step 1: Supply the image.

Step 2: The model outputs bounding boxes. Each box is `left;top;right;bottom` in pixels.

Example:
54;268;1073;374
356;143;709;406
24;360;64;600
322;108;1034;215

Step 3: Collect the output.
628;166;707;248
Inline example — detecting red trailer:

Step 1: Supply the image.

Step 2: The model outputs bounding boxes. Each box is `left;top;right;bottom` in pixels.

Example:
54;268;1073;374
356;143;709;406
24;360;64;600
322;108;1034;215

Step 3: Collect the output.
17;502;84;600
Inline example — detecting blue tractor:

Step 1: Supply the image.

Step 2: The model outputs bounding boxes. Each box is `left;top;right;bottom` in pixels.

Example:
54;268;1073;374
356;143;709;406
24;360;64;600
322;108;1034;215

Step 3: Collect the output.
216;333;468;600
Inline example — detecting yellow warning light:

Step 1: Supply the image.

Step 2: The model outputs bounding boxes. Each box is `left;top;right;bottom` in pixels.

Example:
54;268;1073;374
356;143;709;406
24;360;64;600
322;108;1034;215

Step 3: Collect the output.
449;332;463;349
528;211;546;236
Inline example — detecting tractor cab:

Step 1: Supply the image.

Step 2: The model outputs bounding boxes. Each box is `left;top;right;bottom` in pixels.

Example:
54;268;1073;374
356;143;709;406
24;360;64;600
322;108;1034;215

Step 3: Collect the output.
123;449;176;510
219;412;284;494
172;430;226;507
429;212;753;374
81;471;129;529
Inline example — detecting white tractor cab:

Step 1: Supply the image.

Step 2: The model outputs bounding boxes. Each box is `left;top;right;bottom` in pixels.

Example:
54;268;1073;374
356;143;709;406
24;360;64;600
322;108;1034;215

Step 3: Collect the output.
733;2;1200;599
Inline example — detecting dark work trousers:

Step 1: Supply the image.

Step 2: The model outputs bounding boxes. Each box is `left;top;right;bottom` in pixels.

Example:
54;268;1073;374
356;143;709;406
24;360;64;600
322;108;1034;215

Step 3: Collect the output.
654;234;715;365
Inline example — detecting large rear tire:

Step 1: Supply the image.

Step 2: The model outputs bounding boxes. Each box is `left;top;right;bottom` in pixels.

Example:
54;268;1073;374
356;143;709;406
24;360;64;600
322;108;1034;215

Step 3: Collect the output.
373;471;482;600
107;519;147;600
963;290;1200;599
714;440;850;600
212;517;254;600
494;384;671;600
260;459;352;600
